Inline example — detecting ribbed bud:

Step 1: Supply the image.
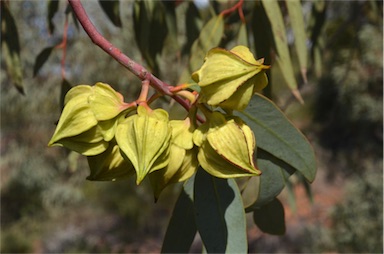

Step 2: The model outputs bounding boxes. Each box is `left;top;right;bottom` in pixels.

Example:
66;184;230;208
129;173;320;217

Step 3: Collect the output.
149;117;198;199
48;82;132;156
193;111;261;178
192;46;269;111
116;106;172;184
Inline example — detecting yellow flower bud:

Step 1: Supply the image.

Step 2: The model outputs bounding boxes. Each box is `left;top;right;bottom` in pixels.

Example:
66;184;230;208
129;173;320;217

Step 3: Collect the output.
48;83;132;156
88;82;130;121
149;118;198;199
54;124;109;156
116;106;172;184
192;46;269;111
87;141;135;181
49;86;97;145
193;111;261;178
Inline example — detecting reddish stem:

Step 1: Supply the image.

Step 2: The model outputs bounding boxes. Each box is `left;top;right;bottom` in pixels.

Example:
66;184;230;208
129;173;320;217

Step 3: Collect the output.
56;14;69;79
67;0;192;112
137;80;150;103
238;4;245;23
220;0;244;17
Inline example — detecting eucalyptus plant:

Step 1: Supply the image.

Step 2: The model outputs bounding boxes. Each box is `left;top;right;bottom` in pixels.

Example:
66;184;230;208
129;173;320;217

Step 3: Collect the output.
2;0;318;252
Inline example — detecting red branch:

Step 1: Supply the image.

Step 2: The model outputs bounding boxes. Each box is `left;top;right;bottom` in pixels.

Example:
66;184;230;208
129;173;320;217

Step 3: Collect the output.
56;14;69;79
221;0;245;22
67;0;192;112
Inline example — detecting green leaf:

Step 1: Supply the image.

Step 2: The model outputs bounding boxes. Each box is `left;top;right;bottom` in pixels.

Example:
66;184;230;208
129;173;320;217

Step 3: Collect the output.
161;177;196;253
133;0;150;64
60;78;73;110
253;198;285;235
47;0;60;34
313;45;323;78
286;0;308;83
179;14;224;83
236;93;316;182
245;150;295;211
237;22;248;46
33;46;55;77
163;1;179;52
98;0;122;27
285;179;297;214
132;1;167;76
251;2;273;98
194;169;247;253
261;0;303;103
1;2;24;94
183;1;202;55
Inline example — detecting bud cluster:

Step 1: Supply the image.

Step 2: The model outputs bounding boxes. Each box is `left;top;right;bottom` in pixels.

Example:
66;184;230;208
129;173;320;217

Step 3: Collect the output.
48;46;269;198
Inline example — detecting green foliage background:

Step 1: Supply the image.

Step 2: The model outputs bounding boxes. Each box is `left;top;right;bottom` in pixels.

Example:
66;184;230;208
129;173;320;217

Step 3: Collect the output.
1;1;382;253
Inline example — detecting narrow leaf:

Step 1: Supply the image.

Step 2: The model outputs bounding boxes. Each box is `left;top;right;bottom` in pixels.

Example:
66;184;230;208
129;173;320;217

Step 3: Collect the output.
253;198;285;235
194;169;247;253
98;0;122;27
237;22;248;46
148;2;168;61
132;1;166;75
163;1;179;52
47;0;60;34
261;0;303;103
183;1;202;55
298;172;314;203
313;45;322;78
251;2;273;98
236;93;317;182
179;14;224;83
1;2;24;94
161;177;196;253
65;3;80;30
286;0;308;83
285;180;297;214
60;78;73;110
33;46;55;77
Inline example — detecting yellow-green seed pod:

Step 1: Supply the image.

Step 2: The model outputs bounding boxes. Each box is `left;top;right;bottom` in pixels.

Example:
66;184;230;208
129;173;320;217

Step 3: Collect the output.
49;88;98;146
149;146;198;201
55;125;109;156
192;45;269;111
149;118;198;199
87;141;134;181
169;118;195;150
193;111;261;178
116;106;172;184
48;83;133;156
88;82;130;121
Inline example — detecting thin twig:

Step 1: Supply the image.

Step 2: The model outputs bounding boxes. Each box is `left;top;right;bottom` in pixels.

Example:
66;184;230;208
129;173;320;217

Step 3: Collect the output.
220;0;244;17
67;0;193;113
56;14;69;79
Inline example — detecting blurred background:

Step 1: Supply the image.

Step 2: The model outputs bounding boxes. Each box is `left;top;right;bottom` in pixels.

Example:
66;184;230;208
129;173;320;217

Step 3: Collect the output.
1;1;382;253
